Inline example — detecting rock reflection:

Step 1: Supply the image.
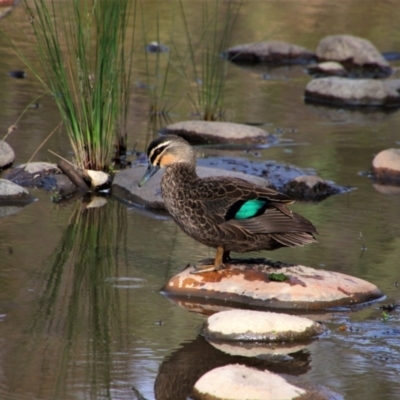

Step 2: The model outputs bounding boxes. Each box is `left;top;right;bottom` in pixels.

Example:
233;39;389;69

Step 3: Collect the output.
154;334;311;400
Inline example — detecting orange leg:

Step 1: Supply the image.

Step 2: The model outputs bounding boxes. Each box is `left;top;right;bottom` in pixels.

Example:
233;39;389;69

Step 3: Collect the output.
191;246;227;274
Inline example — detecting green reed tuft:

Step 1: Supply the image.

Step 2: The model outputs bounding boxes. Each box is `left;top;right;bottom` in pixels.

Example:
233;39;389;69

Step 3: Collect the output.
177;0;241;121
23;0;135;171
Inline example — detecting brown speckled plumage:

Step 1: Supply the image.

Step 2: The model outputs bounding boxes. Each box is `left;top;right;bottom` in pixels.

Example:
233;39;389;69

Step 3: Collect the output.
139;135;317;272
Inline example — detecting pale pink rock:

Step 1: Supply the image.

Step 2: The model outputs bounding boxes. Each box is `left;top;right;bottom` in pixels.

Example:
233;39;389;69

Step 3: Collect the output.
316;34;391;77
372;148;400;183
162;263;382;311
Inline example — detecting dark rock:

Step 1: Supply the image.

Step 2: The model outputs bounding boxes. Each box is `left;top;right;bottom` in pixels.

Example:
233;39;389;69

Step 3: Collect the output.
146;41;169;53
8;70;26;79
6;162;62;188
304;77;400;108
52;174;78;197
0;141;15;169
224;41;317;65
197;156;350;200
284;175;347;201
161;120;276;147
5;162;78;195
316;35;392;78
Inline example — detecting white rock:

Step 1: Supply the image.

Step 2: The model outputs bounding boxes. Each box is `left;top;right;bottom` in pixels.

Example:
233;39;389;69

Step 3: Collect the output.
0;179;29;196
193;364;306;400
19;162;60;174
203;309;323;342
85;169;109;188
0;141;15;168
372;148;400;171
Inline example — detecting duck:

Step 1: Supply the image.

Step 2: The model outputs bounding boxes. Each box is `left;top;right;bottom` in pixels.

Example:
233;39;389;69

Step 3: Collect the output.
139;135;317;273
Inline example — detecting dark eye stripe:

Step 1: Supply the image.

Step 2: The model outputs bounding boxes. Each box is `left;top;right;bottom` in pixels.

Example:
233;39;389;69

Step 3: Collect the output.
149;143;169;165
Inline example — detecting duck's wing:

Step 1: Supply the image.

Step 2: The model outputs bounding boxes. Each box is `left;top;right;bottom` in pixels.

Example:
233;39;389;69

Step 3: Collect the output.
199;177;317;244
200;177;294;215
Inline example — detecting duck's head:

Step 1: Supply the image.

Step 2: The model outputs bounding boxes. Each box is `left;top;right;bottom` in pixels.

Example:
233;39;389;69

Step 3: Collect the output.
138;135;196;187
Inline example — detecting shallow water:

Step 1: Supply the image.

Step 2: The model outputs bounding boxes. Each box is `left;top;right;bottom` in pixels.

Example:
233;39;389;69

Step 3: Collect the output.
1;1;400;399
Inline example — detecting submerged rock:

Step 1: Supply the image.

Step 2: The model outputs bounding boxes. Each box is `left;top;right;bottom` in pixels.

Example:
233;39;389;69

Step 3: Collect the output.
192;364;306;400
162;261;383;312
224;41;316;65
316;35;392;78
0;141;15;169
112;165;270;209
161;121;276;147
304;77;400;108
372;148;400;184
202;309;325;342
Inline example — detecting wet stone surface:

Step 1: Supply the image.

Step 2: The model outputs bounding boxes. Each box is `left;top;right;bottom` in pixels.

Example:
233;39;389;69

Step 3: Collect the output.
202;309;325;342
162;261;383;312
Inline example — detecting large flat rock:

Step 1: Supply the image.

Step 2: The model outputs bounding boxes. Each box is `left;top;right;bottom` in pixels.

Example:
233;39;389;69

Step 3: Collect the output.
224;40;316;65
161;120;276;147
202;309;325;342
305;77;400;108
112;165;270;209
162;262;383;312
316;34;392;78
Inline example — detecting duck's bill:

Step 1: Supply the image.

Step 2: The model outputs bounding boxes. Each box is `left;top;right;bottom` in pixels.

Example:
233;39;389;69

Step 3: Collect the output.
138;164;160;187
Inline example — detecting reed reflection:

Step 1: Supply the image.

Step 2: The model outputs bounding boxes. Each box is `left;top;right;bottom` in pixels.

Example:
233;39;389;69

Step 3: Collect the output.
21;197;130;399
